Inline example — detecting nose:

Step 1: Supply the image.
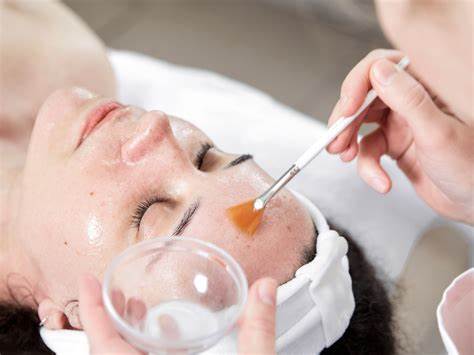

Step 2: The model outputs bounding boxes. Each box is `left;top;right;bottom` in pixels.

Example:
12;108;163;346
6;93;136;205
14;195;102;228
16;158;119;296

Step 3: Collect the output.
121;111;177;164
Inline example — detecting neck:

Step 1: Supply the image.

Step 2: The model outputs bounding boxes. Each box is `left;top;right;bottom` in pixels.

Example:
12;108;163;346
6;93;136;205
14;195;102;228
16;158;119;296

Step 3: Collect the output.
0;140;36;306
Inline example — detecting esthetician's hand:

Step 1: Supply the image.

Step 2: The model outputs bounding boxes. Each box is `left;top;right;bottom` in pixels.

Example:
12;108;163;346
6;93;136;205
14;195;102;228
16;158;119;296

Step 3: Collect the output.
327;49;474;224
79;274;277;355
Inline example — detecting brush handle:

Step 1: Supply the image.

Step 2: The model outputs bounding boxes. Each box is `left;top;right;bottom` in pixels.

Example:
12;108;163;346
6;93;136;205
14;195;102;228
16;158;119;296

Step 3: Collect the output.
255;164;300;209
294;56;410;170
256;57;409;209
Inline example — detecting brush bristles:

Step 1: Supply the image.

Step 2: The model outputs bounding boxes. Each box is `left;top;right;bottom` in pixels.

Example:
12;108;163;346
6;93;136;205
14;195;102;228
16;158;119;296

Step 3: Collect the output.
226;199;264;236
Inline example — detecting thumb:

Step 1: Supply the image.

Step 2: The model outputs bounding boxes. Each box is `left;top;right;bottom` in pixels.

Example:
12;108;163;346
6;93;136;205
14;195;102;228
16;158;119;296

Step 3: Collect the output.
238;278;277;355
79;274;142;354
370;59;451;141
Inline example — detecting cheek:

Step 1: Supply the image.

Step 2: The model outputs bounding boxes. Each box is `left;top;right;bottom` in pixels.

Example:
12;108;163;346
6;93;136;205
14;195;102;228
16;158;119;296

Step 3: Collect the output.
186;218;305;285
29;88;96;155
183;191;313;285
25;187;129;305
37;221;119;304
40;232;129;309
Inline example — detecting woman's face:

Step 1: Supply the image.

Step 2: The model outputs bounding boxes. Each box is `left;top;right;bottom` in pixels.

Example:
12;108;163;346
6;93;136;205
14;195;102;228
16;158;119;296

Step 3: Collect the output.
14;88;314;323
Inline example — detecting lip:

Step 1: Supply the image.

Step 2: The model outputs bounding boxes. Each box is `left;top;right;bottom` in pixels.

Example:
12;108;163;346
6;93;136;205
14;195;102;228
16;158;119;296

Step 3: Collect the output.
78;101;123;147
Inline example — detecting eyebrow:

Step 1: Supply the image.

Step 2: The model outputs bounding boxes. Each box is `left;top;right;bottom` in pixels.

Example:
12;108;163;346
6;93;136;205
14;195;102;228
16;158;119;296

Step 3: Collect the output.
225;154;253;169
171;200;200;236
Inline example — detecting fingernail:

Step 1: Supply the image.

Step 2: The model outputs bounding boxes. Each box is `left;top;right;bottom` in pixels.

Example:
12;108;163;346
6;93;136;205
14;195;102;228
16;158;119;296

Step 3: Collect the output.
258;279;277;306
340;149;351;162
371;176;387;193
372;60;397;86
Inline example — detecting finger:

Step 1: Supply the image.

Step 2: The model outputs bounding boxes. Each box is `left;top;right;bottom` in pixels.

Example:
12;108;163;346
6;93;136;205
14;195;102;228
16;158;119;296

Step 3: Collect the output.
327;50;403;152
328;96;387;153
357;128;392;194
397;143;471;221
327;107;366;153
331;104;388;157
341;50;403;105
158;314;181;341
340;134;358;162
370;59;453;145
328;97;386;128
38;299;67;330
111;289;125;317
79;274;130;353
371;97;388;111
125;297;147;327
238;278;277;355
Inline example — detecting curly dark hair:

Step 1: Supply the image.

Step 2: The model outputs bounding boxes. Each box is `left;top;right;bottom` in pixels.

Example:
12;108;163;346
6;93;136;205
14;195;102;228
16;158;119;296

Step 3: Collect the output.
322;223;396;355
0;302;53;355
0;224;396;355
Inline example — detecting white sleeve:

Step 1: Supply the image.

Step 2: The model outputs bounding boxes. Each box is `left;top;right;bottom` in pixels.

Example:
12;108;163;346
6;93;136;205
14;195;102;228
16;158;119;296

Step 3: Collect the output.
436;268;474;355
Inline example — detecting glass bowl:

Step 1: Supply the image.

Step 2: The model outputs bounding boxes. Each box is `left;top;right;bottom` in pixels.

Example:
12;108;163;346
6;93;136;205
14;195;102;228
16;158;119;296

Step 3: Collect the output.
102;237;248;354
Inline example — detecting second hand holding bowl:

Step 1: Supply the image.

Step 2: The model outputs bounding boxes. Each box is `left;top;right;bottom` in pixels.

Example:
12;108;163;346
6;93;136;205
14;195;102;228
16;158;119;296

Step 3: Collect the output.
102;237;248;354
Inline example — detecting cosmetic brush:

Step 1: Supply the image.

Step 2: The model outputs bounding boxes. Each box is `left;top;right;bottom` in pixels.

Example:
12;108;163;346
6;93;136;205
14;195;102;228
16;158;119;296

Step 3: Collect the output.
227;57;410;235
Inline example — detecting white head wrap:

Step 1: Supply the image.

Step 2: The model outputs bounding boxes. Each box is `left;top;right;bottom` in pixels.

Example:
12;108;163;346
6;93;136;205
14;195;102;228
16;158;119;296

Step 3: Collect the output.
274;191;355;353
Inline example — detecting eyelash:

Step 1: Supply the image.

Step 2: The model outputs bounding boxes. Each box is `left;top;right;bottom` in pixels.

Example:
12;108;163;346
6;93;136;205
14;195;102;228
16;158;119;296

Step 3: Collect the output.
131;196;170;228
131;143;212;228
195;143;213;170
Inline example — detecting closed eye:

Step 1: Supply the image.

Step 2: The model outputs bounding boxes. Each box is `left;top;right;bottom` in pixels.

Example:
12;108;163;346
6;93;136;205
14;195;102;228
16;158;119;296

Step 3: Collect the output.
225;154;253;169
195;143;213;170
131;196;171;228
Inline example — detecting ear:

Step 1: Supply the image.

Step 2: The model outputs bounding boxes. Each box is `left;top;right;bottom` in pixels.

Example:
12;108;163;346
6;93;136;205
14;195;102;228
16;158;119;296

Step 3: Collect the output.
64;300;82;329
37;298;68;329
